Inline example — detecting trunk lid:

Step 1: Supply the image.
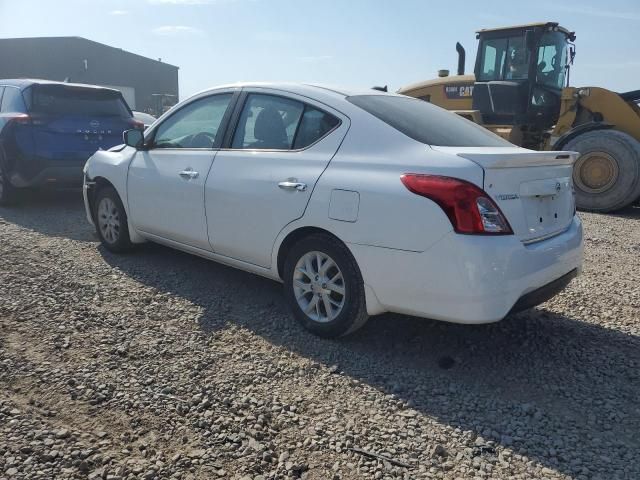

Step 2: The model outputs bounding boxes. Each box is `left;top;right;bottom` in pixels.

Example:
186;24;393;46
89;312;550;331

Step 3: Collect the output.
432;146;577;243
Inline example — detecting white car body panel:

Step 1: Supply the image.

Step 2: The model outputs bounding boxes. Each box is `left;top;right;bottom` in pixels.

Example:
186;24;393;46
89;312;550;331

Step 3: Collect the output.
348;217;582;321
128;149;216;251
434;146;579;243
205;87;351;267
82;147;146;244
83;82;584;325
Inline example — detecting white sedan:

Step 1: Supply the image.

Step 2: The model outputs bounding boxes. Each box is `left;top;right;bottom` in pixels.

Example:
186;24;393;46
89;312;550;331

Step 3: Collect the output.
83;83;583;337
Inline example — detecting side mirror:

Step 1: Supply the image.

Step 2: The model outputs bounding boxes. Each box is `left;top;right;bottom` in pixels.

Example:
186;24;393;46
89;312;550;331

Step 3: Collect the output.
569;45;576;65
123;129;144;149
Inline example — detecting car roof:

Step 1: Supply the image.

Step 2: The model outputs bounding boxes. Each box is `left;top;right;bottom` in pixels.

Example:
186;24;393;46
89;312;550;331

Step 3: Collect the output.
193;82;399;102
0;78;122;93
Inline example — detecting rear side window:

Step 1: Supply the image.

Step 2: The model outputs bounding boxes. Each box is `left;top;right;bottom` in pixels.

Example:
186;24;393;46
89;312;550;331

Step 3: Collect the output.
232;94;304;150
28;86;130;117
293;107;340;149
231;94;340;150
1;87;27;113
347;95;511;147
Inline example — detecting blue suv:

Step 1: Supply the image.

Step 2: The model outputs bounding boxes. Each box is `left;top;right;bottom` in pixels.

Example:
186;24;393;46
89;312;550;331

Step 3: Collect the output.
0;79;142;204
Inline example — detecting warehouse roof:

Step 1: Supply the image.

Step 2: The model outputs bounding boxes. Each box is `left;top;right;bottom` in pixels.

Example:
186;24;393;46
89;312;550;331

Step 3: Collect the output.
0;36;179;70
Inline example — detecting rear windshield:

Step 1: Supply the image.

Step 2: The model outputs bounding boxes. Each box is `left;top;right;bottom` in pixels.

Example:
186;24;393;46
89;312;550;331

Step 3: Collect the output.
27;86;131;117
347;95;511;147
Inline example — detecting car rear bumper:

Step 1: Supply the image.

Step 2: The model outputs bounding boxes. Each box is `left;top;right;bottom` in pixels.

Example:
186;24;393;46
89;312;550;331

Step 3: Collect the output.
508;268;578;315
9;161;85;188
349;215;583;323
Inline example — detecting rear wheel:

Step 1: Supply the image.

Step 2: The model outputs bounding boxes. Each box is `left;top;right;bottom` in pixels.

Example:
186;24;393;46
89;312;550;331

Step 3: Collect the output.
283;233;368;338
566;130;640;212
94;186;133;253
0;161;17;206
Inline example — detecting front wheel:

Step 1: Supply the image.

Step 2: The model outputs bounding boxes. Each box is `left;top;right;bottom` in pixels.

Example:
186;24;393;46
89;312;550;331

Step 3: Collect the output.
94;186;133;253
283;234;368;338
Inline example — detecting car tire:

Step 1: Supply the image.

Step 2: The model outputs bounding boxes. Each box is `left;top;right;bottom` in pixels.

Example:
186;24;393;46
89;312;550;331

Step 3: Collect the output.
283;233;369;338
94;186;133;253
566;129;640;212
0;160;17;206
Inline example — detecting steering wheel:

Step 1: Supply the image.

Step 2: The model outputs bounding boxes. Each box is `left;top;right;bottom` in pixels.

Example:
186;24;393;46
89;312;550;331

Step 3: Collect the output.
190;132;216;148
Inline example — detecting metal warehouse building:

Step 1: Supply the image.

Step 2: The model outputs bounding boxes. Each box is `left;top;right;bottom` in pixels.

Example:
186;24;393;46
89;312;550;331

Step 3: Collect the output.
0;37;179;116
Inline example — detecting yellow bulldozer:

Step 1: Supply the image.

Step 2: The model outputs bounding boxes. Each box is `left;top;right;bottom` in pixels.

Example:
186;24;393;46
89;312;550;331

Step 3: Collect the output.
398;22;640;212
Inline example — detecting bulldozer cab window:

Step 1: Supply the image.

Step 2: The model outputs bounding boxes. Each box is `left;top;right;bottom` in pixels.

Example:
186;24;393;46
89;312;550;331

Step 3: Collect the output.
505;37;528;79
536;32;568;89
478;35;529;81
479;38;506;81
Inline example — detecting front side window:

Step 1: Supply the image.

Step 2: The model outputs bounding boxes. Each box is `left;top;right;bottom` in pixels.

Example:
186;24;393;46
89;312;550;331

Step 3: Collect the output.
1;87;27;113
232;94;304;150
153;93;232;149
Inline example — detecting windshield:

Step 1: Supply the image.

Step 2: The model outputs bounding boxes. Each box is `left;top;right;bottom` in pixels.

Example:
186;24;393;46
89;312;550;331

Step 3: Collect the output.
347;95;512;147
27;85;131;117
536;32;568;89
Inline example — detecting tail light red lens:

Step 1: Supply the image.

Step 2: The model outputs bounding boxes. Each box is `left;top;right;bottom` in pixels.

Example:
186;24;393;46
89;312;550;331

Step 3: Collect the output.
400;174;513;235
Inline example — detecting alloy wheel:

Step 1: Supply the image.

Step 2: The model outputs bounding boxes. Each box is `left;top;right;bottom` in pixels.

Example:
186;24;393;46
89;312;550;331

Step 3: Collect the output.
293;251;346;323
97;197;121;244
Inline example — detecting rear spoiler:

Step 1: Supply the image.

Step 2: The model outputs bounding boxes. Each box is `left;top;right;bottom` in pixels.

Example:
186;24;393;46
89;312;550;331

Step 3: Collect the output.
455;151;578;168
32;83;122;97
430;146;578;168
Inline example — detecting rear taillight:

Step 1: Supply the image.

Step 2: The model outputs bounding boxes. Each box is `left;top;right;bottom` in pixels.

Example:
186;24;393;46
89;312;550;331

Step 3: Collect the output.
400;174;513;235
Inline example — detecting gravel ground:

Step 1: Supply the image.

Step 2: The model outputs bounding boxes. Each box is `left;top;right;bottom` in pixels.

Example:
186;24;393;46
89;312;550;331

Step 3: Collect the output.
1;190;638;480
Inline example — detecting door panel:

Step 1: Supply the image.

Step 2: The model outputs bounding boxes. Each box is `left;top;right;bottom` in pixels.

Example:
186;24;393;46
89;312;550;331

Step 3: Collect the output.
205;91;349;267
126;92;235;250
128;149;215;250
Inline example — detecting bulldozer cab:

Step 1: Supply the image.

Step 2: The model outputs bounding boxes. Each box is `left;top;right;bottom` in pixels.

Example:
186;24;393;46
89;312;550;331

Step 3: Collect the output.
473;22;575;129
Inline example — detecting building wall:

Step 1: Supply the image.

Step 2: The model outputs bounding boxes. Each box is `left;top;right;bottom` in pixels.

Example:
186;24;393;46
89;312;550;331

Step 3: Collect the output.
0;37;179;115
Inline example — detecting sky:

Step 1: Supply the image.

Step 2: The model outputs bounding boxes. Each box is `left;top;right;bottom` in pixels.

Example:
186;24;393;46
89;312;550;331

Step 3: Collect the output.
1;0;639;100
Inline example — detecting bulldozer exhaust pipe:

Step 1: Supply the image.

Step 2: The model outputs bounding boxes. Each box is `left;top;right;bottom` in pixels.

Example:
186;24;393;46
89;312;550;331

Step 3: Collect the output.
456;42;465;76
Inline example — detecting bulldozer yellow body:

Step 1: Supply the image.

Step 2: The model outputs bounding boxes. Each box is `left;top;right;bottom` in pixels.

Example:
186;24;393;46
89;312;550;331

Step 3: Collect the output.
398;22;640;212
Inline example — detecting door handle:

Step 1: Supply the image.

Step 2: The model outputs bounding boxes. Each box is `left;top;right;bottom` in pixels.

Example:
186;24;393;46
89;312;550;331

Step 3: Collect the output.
278;181;307;192
179;169;199;180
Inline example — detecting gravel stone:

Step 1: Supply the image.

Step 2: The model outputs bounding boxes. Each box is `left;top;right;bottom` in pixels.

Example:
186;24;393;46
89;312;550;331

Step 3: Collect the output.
0;191;638;479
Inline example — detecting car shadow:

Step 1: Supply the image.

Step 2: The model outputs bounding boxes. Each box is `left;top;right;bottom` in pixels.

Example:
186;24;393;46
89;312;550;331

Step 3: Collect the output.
0;189;96;242
591;203;640;220
100;241;639;478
